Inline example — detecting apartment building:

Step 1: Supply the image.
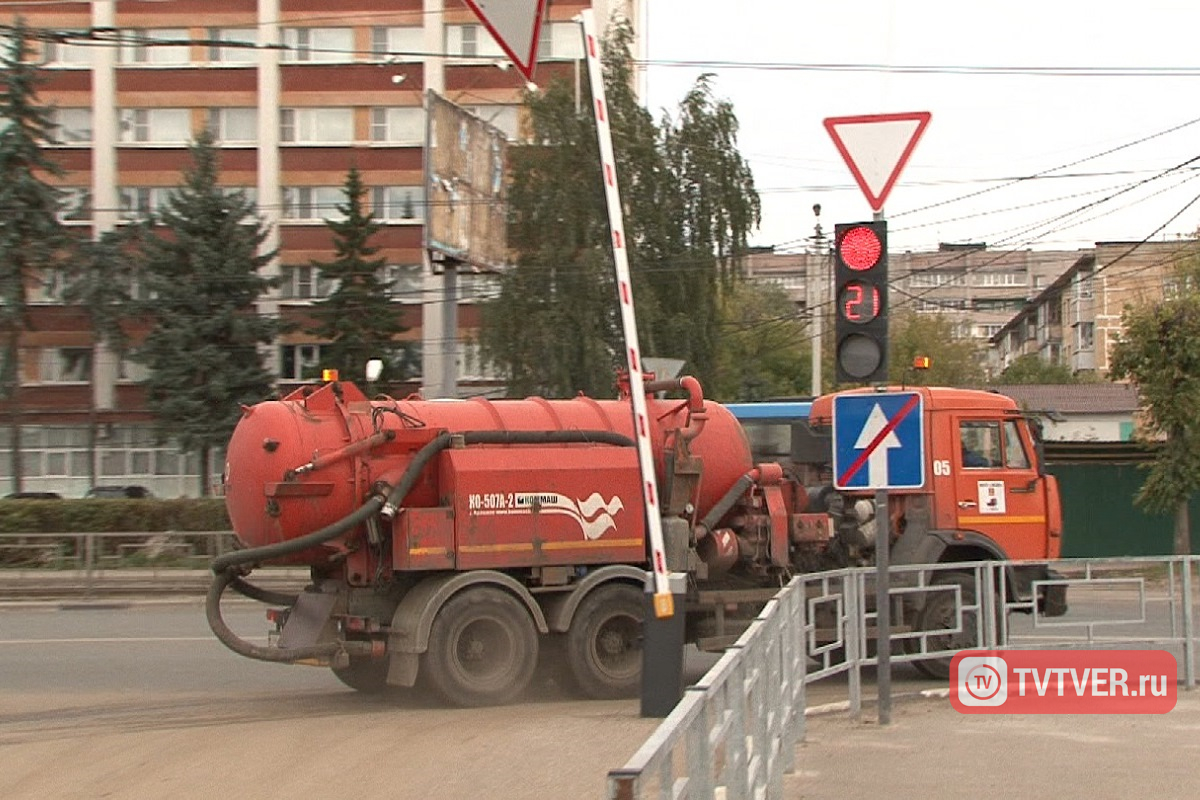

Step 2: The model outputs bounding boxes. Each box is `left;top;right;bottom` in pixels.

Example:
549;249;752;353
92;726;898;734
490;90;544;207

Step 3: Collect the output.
0;0;638;497
989;239;1200;376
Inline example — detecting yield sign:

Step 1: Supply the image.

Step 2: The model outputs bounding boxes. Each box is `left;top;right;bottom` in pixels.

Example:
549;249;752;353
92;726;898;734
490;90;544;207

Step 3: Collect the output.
463;0;548;82
823;112;931;212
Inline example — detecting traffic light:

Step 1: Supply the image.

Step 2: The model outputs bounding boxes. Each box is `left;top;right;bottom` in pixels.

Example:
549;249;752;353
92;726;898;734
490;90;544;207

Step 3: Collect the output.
833;220;888;384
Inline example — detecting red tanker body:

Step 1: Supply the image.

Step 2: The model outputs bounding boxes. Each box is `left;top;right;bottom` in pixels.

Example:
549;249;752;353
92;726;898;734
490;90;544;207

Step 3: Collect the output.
208;376;1066;706
223;376;752;571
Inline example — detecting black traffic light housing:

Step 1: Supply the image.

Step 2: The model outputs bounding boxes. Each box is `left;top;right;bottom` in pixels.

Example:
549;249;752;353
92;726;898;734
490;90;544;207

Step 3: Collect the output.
833;220;888;384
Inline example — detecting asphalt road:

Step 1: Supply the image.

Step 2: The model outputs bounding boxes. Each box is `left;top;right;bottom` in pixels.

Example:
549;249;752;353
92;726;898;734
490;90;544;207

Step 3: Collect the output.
0;601;666;800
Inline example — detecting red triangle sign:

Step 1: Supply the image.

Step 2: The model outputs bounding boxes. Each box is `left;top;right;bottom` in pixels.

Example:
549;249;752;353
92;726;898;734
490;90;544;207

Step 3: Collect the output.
823;112;931;212
463;0;548;82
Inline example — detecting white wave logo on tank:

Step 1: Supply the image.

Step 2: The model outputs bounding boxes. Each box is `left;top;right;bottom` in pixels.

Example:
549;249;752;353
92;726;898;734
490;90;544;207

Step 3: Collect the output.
514;492;625;539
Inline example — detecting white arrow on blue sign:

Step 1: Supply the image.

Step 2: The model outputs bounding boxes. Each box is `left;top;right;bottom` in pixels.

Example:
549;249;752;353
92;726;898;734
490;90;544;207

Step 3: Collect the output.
832;392;925;490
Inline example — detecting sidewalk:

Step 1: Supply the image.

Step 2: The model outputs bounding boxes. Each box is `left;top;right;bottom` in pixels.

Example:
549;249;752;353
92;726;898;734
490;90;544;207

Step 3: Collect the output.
787;687;1200;799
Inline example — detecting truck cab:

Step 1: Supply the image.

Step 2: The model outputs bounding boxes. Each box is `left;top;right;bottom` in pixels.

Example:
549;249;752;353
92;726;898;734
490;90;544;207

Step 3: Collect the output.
731;386;1068;677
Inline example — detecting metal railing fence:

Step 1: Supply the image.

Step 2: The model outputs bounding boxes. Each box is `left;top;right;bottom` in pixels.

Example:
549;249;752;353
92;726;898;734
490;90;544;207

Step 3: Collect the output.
608;556;1200;800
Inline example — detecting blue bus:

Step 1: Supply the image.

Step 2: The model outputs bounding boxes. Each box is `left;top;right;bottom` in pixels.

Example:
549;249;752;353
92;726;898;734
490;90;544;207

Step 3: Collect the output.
723;400;825;469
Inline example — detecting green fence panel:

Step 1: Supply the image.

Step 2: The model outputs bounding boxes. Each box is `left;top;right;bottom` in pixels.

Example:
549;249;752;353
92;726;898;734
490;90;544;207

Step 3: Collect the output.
1050;462;1200;557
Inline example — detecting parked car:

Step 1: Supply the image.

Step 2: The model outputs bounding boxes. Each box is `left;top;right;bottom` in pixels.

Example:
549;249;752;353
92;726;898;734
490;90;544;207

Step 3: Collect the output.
2;491;63;500
85;485;154;499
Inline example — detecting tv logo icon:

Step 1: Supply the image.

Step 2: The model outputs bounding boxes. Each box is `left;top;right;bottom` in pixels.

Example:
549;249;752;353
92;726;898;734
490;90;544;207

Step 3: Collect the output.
957;655;1008;706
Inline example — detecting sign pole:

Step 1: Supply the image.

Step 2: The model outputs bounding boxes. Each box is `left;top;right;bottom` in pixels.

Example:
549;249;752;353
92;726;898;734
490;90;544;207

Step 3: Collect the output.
872;205;892;726
875;486;892;725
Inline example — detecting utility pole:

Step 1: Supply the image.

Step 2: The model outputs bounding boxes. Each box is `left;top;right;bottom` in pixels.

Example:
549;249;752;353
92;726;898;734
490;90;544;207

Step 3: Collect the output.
809;203;828;396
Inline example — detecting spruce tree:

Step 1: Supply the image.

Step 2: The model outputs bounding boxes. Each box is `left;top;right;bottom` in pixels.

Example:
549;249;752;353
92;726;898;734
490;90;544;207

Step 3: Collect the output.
306;167;408;389
137;131;282;495
0;22;70;491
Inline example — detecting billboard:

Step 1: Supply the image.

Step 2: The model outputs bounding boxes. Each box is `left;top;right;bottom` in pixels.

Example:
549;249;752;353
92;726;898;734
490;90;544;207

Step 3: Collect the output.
424;91;511;273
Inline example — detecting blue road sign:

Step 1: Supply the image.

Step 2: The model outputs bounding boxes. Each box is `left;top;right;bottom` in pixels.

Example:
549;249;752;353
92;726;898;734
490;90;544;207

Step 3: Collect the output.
832;392;925;490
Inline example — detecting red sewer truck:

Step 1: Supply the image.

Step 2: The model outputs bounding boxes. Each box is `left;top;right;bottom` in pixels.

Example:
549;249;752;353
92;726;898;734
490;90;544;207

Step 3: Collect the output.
207;376;1065;705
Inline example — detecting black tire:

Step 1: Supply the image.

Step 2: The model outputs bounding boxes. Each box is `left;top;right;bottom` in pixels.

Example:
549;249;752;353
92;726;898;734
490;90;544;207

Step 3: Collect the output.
331;656;390;693
565;583;644;699
422;586;538;707
909;572;991;680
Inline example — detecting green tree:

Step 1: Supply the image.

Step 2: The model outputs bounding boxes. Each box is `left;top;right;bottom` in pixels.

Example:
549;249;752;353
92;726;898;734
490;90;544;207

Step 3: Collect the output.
0;22;71;492
480;21;759;397
885;311;984;387
996;353;1080;384
480;50;618;397
651;74;760;380
136;131;283;496
710;280;809;401
307;167;408;389
1109;257;1200;554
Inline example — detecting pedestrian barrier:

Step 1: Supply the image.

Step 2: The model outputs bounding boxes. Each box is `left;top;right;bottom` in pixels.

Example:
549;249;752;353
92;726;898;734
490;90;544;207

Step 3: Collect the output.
607;556;1200;800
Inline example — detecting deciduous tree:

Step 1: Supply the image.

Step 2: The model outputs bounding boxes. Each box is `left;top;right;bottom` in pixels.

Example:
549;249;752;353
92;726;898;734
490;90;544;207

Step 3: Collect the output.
1109;256;1200;554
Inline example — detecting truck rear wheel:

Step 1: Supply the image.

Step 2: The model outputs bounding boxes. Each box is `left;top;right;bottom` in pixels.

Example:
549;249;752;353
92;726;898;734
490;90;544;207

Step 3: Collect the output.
565;583;644;699
422;586;538;707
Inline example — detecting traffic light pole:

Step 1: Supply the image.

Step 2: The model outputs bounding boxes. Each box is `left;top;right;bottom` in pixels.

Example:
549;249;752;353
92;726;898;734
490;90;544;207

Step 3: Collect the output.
873;207;892;726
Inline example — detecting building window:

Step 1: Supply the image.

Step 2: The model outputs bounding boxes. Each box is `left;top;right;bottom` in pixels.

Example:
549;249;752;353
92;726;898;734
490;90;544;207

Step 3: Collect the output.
909;271;965;288
208;108;258;144
974;323;1003;339
369;107;425;145
59;188;93;222
370;27;423;61
279;265;334;300
281;28;354;63
120;29;190;65
383;264;422;302
462;104;520;140
445;24;504;59
37;347;92;383
119;187;171;220
536;21;584;60
118;108;191;144
978;271;1026;287
279;344;324;379
280;108;353;143
1077;321;1095;350
49;107;92;144
281;187;345;221
371;186;424;221
208;28;258;64
459;341;499;380
43;34;92;66
1077;272;1094;299
460;272;501;303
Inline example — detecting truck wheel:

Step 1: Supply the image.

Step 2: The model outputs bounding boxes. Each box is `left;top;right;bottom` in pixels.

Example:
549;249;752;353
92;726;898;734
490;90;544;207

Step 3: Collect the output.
910;572;990;680
423;586;538;707
565;583;644;699
331;656;389;693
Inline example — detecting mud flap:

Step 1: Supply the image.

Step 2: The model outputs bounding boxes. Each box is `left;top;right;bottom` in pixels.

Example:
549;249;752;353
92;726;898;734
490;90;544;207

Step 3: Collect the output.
277;590;338;649
387;653;419;687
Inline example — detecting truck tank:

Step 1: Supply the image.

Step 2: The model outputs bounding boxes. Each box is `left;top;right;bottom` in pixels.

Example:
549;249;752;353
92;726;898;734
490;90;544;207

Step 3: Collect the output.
222;378;754;566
